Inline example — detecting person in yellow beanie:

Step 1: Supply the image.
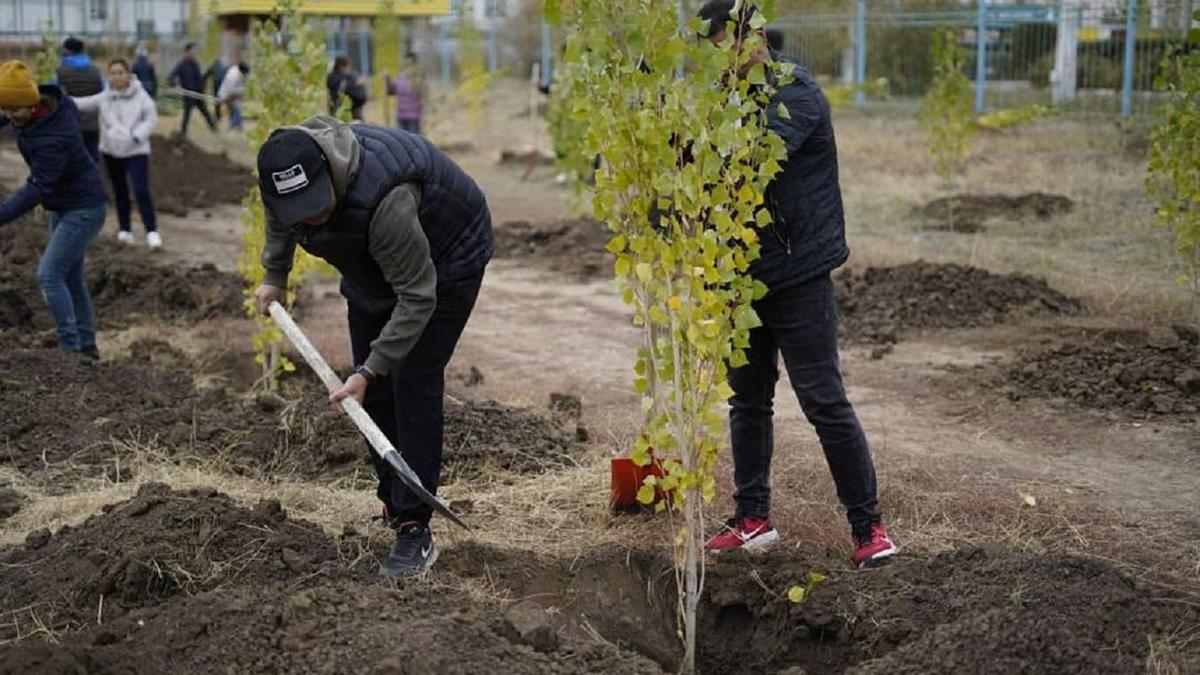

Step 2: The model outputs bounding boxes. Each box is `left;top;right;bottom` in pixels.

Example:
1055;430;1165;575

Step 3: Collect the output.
0;60;109;360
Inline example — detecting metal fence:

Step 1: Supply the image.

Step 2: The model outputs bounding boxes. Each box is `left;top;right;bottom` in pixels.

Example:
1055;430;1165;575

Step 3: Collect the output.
772;0;1198;118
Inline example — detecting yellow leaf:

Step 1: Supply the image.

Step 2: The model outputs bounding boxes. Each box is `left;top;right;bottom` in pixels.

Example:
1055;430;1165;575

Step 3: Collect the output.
667;296;682;310
808;572;827;585
787;586;806;603
1018;491;1037;507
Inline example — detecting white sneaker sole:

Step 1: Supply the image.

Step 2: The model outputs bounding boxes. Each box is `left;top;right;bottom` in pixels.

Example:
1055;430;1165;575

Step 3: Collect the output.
857;544;898;568
710;529;780;554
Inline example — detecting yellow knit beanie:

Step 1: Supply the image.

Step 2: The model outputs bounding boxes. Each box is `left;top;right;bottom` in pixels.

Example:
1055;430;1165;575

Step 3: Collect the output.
0;61;40;108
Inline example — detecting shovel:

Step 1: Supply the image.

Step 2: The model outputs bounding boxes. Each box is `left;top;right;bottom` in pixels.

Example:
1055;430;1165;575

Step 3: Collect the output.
268;301;470;530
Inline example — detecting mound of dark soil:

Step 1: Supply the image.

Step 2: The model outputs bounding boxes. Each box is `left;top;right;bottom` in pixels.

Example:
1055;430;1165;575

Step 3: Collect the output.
0;216;244;344
694;546;1200;674
443;398;587;481
151;136;253;215
493;219;613;280
834;262;1082;344
0;483;361;640
0;347;361;482
0;345;586;486
920;192;1075;233
0;487;25;521
1003;326;1200;417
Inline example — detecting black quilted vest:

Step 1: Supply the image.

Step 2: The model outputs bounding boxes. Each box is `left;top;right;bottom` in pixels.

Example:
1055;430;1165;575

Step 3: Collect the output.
291;126;493;313
55;64;103;132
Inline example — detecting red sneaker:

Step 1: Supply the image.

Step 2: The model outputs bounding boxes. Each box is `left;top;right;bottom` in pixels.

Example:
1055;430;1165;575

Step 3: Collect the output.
705;517;780;552
853;522;898;568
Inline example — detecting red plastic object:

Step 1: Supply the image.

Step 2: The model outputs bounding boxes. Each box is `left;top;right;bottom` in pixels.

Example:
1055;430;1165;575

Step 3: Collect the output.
610;456;668;511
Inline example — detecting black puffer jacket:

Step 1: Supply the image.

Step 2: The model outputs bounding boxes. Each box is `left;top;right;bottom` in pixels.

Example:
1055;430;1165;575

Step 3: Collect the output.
755;55;849;294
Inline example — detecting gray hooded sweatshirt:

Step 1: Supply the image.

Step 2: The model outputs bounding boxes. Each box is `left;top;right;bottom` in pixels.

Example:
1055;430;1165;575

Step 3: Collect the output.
262;117;435;377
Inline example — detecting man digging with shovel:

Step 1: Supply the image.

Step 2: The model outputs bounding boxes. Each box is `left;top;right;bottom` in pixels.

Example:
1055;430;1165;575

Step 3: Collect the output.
254;115;493;578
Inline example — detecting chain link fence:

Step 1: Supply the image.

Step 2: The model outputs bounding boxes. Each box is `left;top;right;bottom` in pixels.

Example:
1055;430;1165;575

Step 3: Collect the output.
772;0;1197;118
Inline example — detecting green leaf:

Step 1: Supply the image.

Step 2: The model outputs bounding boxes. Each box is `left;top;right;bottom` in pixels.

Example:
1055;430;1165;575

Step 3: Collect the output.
636;484;656;505
787;586;806;603
777;102;791;120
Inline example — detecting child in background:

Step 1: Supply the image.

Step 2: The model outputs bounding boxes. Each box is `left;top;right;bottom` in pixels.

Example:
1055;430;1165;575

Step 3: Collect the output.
386;53;425;135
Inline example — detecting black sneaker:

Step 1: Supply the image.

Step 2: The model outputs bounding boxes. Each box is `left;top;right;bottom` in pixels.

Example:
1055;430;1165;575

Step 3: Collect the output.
379;521;437;578
80;346;100;361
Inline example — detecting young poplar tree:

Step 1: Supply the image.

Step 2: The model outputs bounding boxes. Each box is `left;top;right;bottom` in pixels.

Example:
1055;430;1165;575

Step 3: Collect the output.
34;23;58;84
1147;15;1200;304
919;27;975;184
549;1;789;671
238;0;328;389
373;0;401;127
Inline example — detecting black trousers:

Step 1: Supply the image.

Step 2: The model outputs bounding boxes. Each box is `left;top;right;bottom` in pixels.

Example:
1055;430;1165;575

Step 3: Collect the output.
81;130;100;163
102;154;157;233
180;98;216;135
728;273;880;534
348;273;484;524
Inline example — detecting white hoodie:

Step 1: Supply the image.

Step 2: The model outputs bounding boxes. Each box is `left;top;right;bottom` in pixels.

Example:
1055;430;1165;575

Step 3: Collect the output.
218;67;245;102
72;78;158;158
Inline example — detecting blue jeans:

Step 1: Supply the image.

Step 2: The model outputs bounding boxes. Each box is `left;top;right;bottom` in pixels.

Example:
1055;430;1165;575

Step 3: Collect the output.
397;118;421;135
349;272;484;524
37;205;106;352
227;102;243;130
103;154;157;233
728;273;881;534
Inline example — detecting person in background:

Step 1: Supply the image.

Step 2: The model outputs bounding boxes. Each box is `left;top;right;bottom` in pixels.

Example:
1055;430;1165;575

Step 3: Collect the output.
218;62;248;131
327;56;368;121
204;57;229;122
168;43;217;136
0;61;108;359
73;58;161;249
55;36;104;162
386;53;425;135
131;43;158;99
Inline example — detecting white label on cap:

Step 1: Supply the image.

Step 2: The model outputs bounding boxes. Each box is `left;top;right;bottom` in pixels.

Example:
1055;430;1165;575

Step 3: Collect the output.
272;164;310;194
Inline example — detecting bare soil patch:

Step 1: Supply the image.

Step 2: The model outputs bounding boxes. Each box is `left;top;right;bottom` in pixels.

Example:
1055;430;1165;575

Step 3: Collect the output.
1001;326;1200;417
919;192;1075;233
834;262;1082;345
0;344;587;489
151;136;254;217
0;215;243;347
492;218;613;280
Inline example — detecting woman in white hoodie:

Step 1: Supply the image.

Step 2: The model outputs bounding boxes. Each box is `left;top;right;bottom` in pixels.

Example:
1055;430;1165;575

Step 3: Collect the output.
73;58;161;248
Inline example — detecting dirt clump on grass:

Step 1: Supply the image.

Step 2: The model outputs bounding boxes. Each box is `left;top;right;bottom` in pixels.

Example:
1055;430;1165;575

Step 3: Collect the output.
0;483;362;641
151;136;253;216
492;218;613;280
834;261;1082;344
1002;326;1200;417
919;192;1074;233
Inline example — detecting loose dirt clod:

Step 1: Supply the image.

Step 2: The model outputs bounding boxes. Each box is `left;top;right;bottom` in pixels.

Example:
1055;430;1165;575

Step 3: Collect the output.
0;487;25;521
1002;326;1200;416
492;219;613;280
834;262;1082;344
919;192;1075;233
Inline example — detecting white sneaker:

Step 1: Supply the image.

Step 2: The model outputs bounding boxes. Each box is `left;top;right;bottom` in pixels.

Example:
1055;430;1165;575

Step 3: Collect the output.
117;231;134;244
146;232;163;250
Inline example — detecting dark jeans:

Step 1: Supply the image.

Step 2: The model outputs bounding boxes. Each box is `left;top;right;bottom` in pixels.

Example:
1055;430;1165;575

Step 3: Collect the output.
349;272;484;524
81;130;100;164
397;119;421;135
103;154;157;234
38;205;106;352
728;273;880;534
181;98;216;135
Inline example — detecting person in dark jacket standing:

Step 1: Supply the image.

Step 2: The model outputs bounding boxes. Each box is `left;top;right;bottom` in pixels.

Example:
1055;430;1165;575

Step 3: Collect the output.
55;36;104;162
131;44;157;99
0;61;108;359
253;116;493;578
168;43;216;136
204;57;228;121
696;1;896;569
326;57;367;121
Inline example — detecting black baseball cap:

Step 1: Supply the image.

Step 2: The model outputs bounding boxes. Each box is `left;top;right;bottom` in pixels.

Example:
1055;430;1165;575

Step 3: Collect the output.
257;129;335;227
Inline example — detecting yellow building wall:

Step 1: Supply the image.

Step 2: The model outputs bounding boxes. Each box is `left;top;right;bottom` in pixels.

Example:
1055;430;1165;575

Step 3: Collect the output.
212;0;450;16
